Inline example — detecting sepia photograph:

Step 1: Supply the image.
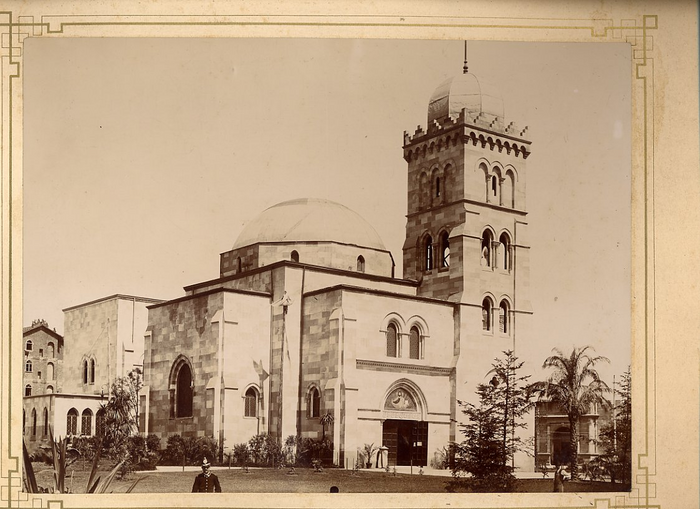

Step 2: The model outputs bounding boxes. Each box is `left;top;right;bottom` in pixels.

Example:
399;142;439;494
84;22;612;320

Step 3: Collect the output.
21;37;632;495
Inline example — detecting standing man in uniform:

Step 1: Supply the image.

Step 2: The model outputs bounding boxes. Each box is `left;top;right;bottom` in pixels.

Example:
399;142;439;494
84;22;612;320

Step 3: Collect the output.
192;457;222;493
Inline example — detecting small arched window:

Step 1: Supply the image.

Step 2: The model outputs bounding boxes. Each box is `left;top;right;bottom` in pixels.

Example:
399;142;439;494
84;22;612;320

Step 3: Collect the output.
499;300;510;334
491;175;498;199
291;250;299;263
499;233;511;271
25;340;33;351
47;362;55;381
43;407;49;436
244;387;258;417
386;323;399;358
435;176;441;198
81;409;93;436
47;342;54;358
31;408;37;437
25;384;32;396
66;408;78;436
96;408;106;436
357;255;365;273
308;387;321;419
439;231;450;268
46;385;54;394
90;358;96;384
481;230;493;267
424;236;433;272
482;298;493;331
82;359;88;384
174;362;193;418
237;257;242;272
409;326;422;360
25;360;32;373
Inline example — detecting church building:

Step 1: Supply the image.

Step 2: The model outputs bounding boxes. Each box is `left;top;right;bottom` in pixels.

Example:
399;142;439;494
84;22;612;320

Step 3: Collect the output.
141;63;538;470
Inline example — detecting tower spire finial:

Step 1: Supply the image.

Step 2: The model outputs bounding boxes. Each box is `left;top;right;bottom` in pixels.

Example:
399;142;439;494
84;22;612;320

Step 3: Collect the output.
463;40;469;74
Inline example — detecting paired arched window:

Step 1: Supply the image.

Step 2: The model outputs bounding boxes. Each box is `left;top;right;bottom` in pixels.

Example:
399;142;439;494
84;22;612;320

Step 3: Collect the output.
499;233;511;271
25;360;32;373
47;342;54;358
439;231;450;268
482;298;493;331
95;408;106;436
409;326;422;360
291;250;299;263
43;408;49;436
244;387;259;418
25;384;32;396
424;236;433;272
25;340;33;351
81;409;93;436
66;408;78;436
481;230;493;267
499;300;510;334
308;387;321;419
31;409;37;437
386;323;399;358
357;255;365;273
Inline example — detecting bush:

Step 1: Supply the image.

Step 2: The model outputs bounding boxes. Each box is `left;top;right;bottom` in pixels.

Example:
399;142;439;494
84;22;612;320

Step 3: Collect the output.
145;434;161;454
430;444;455;470
161;434;219;466
246;434;285;467
232;443;249;466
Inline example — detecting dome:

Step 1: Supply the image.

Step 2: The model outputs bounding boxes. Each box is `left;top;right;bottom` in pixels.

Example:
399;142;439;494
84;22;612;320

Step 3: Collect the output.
233;198;386;251
427;72;504;124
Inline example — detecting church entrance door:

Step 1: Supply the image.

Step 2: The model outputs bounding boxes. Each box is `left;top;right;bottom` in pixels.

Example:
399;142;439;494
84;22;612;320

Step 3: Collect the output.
382;419;428;467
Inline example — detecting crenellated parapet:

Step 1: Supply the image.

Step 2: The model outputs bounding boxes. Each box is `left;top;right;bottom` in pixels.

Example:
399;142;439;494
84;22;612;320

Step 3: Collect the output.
403;108;531;162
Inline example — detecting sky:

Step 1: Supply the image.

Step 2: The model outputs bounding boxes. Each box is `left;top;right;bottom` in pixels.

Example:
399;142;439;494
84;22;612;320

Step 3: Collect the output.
22;38;631;382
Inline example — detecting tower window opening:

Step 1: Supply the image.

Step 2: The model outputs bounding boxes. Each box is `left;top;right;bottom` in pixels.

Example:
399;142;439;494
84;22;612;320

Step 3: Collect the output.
31;409;37;437
81;409;93;436
173;360;193;418
409;326;422;360
499;300;510;334
357;255;365;273
386;323;399;358
424;236;433;272
482;298;493;332
481;230;493;267
82;359;88;384
25;384;32;397
237;257;242;272
491;175;498;197
499;233;511;271
435;177;441;198
89;358;95;384
25;340;33;351
291;250;299;263
440;231;450;268
25;360;32;373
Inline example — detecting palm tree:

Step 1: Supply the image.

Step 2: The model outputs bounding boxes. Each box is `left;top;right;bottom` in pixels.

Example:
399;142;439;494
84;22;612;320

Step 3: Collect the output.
319;411;334;440
532;346;610;480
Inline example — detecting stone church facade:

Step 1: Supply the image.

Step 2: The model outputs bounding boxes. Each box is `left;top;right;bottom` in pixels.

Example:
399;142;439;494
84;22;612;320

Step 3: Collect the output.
140;66;538;469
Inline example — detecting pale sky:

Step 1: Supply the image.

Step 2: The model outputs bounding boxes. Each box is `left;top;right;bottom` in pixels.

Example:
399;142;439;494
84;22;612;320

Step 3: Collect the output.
23;38;631;382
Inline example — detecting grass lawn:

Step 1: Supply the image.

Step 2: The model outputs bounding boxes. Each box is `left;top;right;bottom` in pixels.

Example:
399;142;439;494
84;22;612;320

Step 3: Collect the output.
31;463;630;494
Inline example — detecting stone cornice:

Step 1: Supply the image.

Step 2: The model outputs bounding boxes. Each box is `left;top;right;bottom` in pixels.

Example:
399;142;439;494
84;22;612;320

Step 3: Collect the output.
356;359;452;377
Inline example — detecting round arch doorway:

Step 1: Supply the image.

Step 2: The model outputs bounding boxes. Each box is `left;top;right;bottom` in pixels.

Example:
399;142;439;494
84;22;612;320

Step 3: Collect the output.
381;385;428;467
552;426;573;466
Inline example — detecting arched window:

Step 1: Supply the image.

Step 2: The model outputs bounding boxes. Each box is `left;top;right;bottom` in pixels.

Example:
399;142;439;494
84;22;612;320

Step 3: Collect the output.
499;233;511;271
81;409;93;436
25;360;32;373
386;323;399;358
46;385;54;394
82;359;88;384
25;340;33;351
31;409;37;437
47;342;54;358
491;175;498;200
503;171;515;208
174;361;193;418
439;231;450;268
66;408;78;436
424;236;433;272
95;408;106;436
47;362;55;381
25;384;32;396
481;230;493;267
43;407;49;436
499;300;510;334
482;298;493;331
435;176;441;198
291;250;299;263
244;387;258;418
308;387;321;418
357;255;365;273
237;257;242;272
409;326;422;360
89;358;96;384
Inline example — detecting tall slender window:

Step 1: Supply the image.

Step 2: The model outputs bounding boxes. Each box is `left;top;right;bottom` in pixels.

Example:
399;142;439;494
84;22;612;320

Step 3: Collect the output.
409;327;421;360
25;384;32;396
481;230;493;267
482;298;493;331
386;323;399;358
308;387;321;418
499;300;510;334
25;340;33;351
435;176;441;197
90;358;96;384
82;360;88;384
47;362;55;381
96;408;106;436
31;409;37;437
43;407;48;437
424;236;433;271
357;255;365;273
244;387;258;417
291;250;299;262
81;409;93;436
499;233;511;271
440;231;450;268
175;362;193;418
47;342;54;357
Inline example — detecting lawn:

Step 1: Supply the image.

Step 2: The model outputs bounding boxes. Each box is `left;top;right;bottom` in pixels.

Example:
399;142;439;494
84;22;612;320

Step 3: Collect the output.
30;463;630;494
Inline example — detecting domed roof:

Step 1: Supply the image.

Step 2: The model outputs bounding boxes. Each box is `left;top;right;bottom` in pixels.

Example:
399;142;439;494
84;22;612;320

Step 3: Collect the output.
427;72;504;124
233;198;387;251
